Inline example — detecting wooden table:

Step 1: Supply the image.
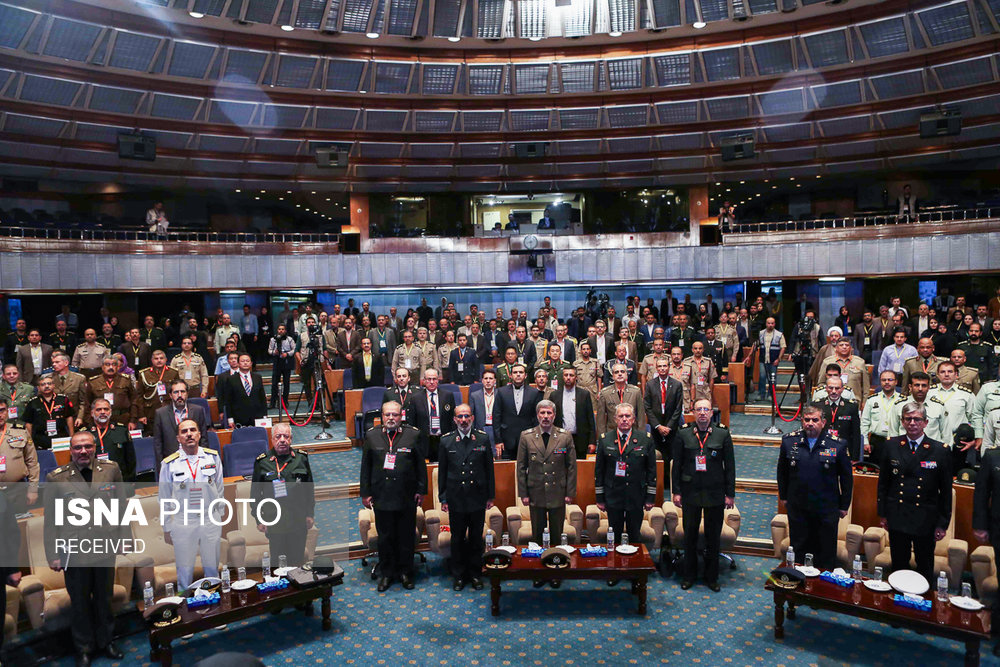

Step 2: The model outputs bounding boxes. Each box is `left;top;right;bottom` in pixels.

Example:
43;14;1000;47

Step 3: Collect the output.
140;577;337;667
486;545;656;616
765;576;991;666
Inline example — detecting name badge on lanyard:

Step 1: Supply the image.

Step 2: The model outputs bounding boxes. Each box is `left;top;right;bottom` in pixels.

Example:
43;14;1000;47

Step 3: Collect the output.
46;419;58;436
384;453;396;470
864;337;871;346
104;392;115;405
156;382;167;396
185;370;193;380
696;455;707;471
7;407;16;420
615;460;627;477
0;455;6;473
457;362;464;372
273;479;288;498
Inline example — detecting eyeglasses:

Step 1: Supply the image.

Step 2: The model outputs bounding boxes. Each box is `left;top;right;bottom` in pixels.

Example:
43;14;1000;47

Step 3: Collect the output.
693;407;713;413
901;416;926;422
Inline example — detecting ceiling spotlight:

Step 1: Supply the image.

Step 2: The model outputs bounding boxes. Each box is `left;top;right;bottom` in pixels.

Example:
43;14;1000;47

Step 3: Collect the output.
189;11;205;18
235;189;241;192
366;32;380;38
448;36;461;42
529;36;542;41
609;30;622;37
280;24;294;31
692;20;706;29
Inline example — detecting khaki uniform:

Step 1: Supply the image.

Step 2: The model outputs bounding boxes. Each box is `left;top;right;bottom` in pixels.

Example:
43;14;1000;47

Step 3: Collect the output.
716;324;739;361
682;355;717;405
84;374;137;426
50;371;87;421
418;342;437;374
0;425;39;492
71;343;110;375
973;381;1000;439
927;384;975;444
0;381;34;426
667;363;689;411
888;396;947;443
957;365;981;394
596;384;645;435
515;426;577;509
170;352;210;396
860;391;904;445
639;353;665;383
136;366;180;435
437;343;457;376
530;337;548;364
901;355;945;393
392;344;424;378
820;354;871;406
572;358;601;403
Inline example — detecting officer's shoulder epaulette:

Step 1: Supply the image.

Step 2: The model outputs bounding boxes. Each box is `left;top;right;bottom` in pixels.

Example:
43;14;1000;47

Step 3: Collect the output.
928;395;945;405
255;452;267;460
957;385;974;394
554;427;565;434
203;447;219;456
474;429;486;435
74;342;87;349
787;429;803;437
163;451;180;463
51;466;65;476
680;421;693;429
845;397;858;404
715;423;730;431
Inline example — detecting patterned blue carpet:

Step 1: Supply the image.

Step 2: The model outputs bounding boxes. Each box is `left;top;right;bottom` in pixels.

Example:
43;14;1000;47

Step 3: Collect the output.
30;555;993;666
312;496;365;548
735;492;778;542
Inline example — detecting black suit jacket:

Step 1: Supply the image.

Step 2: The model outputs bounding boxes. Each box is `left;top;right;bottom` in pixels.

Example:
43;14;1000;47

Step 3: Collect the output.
448;347;480;385
152;402;209;466
660;297;678;322
360;426;427;511
383;385;417;421
878;435;952;535
973;448;1000;536
222;372;267;426
643;375;684;453
550;387;596;457
495;384;540;456
409;388;456;455
351;354;386;389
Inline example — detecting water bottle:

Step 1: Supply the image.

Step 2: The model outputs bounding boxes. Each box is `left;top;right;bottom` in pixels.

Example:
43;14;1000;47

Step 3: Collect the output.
560;533;568;547
262;551;272;578
485;530;494;550
607;526;615;550
785;546;795;567
501;532;510;547
937;571;949;602
221;567;231;593
143;581;154;607
542;527;550;549
852;555;862;580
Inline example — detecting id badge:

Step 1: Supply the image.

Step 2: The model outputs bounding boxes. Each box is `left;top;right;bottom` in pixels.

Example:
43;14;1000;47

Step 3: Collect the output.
0;455;5;473
697;376;705;386
457;362;464;372
518;356;525;365
695;455;707;472
841;373;849;384
185;370;193;380
379;340;387;351
156;383;167;396
615;461;627;477
430;417;440;431
551;379;558;389
994;345;1000;355
829;428;839;438
401;409;407;421
97;452;110;461
384;454;396;470
486;413;493;425
6;407;16;420
134;357;140;366
46;419;58;436
104;392;115;405
405;358;412;369
273;479;288;498
864;337;871;346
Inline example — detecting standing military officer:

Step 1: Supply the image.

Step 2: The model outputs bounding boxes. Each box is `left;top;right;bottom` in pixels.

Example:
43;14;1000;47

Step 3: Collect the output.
672;399;735;591
158;419;224;590
817;376;863;462
83;357;137;429
44;431;126;665
439;404;494;591
927;361;976;471
70;329;109;380
597;363;645;436
169;336;209;399
517;400;576;588
888;372;946;442
391;329;424;379
776;404;853;571
251;423;315;567
136;350;180;436
973;375;1000;450
361;402;426;592
861;370;905;463
901;338;945;392
21;375;74;450
877;402;952;583
84;399;136;482
49;351;86;428
0;364;34;427
596;403;656;549
683;341;718;409
958;323;993;384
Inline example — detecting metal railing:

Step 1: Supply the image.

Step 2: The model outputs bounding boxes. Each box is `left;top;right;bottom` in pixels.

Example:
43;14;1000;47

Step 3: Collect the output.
0;225;341;244
722;206;1000;235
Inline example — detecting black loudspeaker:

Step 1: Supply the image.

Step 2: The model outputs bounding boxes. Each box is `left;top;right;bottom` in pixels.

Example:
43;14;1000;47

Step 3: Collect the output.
118;133;156;161
340;233;360;254
720;134;755;161
919;110;961;138
316;148;349;168
513;143;548;159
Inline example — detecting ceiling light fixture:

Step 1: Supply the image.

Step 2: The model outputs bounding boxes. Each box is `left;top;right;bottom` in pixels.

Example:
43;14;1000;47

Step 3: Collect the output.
692;21;706;28
529;36;542;41
189;11;205;18
281;24;294;31
448;36;461;42
366;32;380;38
609;30;622;37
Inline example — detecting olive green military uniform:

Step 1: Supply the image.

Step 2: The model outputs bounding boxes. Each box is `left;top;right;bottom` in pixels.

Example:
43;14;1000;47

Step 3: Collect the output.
901;355;945;393
84;375;137;427
958;340;993;383
956;365;982;394
135;367;180;436
251;447;315;566
50;370;87;422
536;360;572;393
0;381;34;427
82;423;136;482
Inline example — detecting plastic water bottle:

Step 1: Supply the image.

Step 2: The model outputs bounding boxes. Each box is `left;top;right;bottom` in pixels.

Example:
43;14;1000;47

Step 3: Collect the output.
607;526;615;550
143;581;154;607
262;552;272;578
852;555;862;580
542;527;550;549
785;546;795;567
221;567;231;593
937;571;949;602
485;530;494;550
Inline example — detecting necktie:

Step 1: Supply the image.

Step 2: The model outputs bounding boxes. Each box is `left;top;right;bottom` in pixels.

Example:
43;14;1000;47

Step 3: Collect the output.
242;373;251;395
661;380;667;408
430;392;437;417
80;467;93;483
910;440;918;453
541;431;550;448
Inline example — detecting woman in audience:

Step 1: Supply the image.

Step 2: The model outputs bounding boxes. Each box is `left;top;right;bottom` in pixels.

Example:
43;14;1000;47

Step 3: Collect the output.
162;317;179;349
110;315;124;337
949;310;970;343
112;352;136;379
834;306;853;336
258;306;272;361
930;320;957;358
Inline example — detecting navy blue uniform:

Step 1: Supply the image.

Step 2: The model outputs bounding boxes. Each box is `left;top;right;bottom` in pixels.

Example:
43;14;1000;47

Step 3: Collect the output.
438;429;495;581
776;430;853;570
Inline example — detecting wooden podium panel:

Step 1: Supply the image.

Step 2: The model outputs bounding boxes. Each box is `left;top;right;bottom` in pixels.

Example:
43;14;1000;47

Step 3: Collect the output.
345;389;363;439
728;363;746;404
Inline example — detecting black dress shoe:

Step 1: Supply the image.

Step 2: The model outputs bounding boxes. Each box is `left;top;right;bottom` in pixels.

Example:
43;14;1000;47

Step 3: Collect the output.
549;580;561;589
377;577;392;592
532;580;546;588
680;580;694;590
707;582;721;592
75;653;91;667
453;578;465;591
102;642;124;660
469;577;483;590
400;574;415;590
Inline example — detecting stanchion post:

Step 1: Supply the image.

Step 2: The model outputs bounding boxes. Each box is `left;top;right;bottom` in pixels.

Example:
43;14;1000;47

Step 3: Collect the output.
763;370;783;434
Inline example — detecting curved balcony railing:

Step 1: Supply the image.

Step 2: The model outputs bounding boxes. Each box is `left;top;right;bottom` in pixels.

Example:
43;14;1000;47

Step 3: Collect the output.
722;206;1000;235
0;225;341;245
